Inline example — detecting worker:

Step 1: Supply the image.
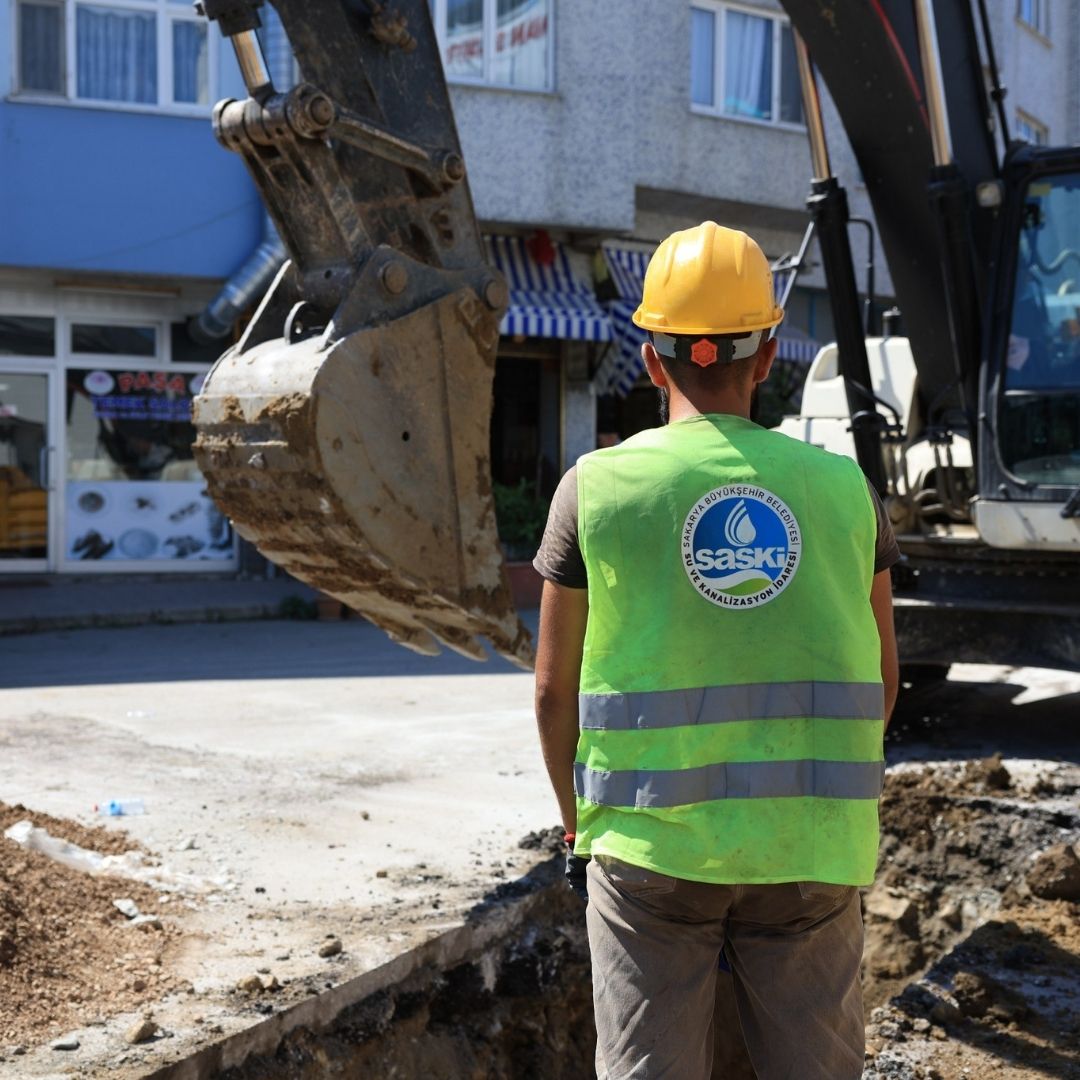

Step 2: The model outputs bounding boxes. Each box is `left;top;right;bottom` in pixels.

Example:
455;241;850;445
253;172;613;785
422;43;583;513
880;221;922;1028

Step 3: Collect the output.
533;221;899;1080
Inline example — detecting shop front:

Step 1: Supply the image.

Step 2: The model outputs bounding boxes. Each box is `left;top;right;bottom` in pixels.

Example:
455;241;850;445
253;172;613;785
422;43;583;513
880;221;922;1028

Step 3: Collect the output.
485;231;610;493
0;303;236;575
483;231;608;596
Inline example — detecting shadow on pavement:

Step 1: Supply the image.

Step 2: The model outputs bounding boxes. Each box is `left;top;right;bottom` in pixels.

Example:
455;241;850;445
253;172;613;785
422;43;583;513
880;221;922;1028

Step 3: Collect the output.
0;610;539;689
886;673;1080;765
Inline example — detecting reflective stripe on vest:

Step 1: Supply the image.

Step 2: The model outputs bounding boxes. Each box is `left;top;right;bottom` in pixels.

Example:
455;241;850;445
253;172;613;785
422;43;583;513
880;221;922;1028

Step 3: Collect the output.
579;680;883;731
575;758;886;808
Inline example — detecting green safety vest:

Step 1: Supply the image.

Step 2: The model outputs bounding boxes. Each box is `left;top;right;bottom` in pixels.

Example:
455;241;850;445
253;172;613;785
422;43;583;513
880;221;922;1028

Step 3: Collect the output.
574;413;884;885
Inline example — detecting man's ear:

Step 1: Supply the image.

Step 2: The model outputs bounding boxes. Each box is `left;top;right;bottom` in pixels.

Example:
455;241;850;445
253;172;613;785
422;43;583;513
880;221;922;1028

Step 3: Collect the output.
642;341;668;389
752;336;778;386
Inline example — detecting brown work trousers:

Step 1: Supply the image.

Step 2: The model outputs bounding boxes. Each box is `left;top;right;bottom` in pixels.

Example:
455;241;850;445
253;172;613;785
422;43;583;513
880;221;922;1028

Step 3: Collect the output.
586;856;865;1080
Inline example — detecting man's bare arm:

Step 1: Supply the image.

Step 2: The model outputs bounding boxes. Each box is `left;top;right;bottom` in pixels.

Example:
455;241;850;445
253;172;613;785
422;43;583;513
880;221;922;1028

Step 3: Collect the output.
534;580;589;833
871;569;899;728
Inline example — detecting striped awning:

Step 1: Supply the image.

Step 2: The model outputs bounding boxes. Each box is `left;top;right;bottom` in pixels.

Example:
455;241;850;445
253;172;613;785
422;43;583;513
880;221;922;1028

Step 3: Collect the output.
593;245;652;397
485;235;612;343
593;243;820;398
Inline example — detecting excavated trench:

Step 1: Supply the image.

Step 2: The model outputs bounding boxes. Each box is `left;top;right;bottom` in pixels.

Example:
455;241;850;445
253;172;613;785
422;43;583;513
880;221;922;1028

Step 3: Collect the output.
193;845;597;1080
195;757;1078;1080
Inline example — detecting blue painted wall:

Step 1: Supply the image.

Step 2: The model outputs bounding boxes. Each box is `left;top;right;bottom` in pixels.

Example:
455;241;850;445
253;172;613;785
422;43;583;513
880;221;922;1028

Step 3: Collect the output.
0;3;262;280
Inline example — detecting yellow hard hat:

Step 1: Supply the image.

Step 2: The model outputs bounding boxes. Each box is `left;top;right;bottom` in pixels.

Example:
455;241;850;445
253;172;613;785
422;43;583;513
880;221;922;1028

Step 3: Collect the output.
633;222;784;336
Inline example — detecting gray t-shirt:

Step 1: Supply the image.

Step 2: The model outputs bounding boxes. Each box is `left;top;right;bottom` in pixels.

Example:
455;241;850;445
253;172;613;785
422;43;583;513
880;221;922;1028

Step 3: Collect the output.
534;464;900;588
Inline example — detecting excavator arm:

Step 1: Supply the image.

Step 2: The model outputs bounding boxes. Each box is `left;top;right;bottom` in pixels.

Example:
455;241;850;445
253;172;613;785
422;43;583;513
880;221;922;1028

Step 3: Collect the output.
192;0;1079;669
782;0;999;429
783;0;1080;671
191;0;533;667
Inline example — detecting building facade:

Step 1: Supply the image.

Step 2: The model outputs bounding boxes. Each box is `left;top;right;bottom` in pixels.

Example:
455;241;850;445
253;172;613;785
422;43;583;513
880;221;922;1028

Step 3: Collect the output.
0;0;1074;576
0;0;257;573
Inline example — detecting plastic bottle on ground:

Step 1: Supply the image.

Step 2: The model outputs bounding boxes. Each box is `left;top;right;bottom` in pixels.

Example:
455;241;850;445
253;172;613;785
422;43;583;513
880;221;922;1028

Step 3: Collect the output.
94;799;146;816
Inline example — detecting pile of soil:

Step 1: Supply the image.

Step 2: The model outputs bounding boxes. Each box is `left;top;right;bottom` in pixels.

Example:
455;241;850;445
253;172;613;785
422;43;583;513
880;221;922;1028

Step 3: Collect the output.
862;758;1080;1079
0;801;182;1048
864;900;1080;1079
863;757;1078;1007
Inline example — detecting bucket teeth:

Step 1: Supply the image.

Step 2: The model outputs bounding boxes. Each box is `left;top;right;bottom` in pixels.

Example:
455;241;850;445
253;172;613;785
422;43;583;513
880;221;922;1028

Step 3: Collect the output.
377;621;441;657
419;621;490;663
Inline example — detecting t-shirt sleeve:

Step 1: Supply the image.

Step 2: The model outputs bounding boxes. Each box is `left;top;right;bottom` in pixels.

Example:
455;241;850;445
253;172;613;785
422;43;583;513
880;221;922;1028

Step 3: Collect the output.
533;466;587;588
866;479;901;574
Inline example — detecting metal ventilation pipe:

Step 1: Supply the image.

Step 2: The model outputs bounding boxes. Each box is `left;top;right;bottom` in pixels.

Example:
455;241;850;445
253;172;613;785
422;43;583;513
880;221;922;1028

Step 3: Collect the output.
188;228;286;343
190;10;293;344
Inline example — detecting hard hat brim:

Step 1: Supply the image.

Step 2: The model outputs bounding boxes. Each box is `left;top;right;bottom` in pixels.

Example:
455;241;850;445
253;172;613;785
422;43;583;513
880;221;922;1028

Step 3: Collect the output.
631;306;785;336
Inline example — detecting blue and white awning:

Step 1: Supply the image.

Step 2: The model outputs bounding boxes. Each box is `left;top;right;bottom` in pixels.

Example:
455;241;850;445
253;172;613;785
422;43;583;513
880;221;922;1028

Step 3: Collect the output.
485;235;612;343
593;245;652;397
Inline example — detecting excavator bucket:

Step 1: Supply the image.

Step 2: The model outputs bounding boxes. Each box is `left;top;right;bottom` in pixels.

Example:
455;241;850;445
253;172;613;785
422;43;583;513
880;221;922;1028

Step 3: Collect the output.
190;0;534;667
194;271;532;667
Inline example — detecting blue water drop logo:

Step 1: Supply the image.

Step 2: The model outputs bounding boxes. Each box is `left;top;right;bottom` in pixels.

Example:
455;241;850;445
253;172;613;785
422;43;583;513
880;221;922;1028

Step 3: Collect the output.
723;500;757;547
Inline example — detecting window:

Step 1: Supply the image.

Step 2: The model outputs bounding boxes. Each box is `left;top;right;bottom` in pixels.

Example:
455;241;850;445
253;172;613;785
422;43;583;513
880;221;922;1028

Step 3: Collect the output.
430;0;552;91
15;0;213;110
60;317;232;563
691;2;803;126
1017;0;1049;36
0;316;56;357
72;322;156;356
65;365;233;561
1016;110;1049;146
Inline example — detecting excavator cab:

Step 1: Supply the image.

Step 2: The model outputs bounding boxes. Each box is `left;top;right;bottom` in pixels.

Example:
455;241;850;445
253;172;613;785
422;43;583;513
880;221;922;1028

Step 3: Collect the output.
992;159;1080;482
974;147;1080;547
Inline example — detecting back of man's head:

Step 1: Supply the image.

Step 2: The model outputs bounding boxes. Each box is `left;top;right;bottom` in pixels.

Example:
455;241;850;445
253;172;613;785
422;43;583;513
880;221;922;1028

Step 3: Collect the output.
648;330;762;398
633;223;783;413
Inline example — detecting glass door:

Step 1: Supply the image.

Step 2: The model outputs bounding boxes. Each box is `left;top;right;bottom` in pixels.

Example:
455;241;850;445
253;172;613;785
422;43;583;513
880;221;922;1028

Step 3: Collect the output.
0;369;53;571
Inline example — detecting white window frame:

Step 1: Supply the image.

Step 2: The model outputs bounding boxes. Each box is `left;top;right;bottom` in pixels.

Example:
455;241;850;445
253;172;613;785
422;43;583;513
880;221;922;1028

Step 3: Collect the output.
58;310;237;574
690;0;804;131
11;0;219;116
1016;0;1049;38
0;363;58;574
0;289;237;574
1016;109;1049;146
429;0;555;93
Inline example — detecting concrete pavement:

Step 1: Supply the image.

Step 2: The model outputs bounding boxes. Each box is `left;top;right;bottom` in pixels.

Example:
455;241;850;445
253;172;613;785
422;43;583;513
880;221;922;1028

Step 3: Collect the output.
0;614;553;1077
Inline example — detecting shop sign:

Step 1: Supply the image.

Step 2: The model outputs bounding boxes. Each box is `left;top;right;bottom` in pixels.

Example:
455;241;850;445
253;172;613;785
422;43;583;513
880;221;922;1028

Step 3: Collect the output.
446;2;548;65
84;369;196;424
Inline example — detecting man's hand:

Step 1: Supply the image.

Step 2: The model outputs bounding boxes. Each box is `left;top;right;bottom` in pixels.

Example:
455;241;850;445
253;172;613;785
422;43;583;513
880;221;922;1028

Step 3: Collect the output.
564;833;589;904
535;580;589;834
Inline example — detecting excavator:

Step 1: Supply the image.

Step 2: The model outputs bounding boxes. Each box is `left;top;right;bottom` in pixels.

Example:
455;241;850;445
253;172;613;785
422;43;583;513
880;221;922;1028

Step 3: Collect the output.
191;0;1080;674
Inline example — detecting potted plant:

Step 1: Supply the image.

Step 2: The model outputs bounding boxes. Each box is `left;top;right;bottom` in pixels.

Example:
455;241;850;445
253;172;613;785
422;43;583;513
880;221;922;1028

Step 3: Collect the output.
492;479;549;608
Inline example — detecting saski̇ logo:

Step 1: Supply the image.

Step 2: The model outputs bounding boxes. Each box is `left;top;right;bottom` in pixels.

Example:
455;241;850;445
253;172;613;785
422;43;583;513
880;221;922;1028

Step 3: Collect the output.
681;485;802;608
